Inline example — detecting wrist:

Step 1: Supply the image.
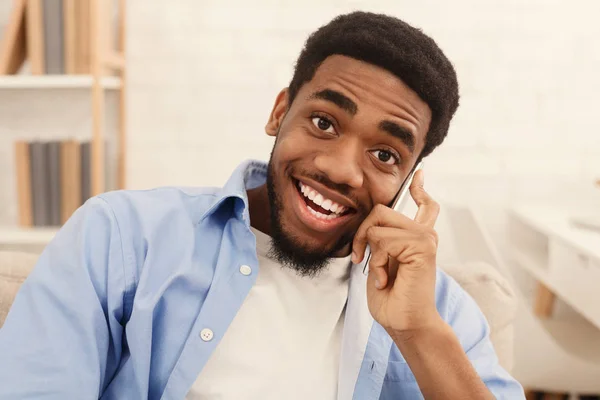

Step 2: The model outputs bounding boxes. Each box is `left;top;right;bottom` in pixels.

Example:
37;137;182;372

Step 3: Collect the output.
387;314;450;346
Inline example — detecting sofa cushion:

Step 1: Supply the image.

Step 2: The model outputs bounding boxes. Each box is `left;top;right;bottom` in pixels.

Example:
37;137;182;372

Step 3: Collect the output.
0;251;39;328
440;260;518;372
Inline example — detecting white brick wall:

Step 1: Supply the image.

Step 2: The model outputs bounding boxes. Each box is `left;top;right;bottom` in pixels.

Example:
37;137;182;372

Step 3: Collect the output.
1;0;600;255
124;0;600;251
125;0;600;188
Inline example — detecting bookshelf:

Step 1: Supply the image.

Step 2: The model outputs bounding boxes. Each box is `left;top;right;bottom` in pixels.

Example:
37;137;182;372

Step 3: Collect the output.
0;74;122;89
0;0;127;239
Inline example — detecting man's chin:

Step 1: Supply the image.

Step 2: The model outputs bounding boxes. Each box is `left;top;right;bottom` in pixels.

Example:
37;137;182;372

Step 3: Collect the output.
267;235;332;277
268;220;354;277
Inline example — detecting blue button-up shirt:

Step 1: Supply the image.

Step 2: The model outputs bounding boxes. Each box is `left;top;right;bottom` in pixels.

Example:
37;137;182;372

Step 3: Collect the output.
0;160;523;399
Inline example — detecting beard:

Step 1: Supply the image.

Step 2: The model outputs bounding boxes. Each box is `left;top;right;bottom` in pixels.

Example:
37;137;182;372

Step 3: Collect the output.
265;154;356;278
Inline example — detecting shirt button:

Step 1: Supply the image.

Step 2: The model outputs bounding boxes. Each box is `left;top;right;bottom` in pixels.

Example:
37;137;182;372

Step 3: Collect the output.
200;328;214;342
239;264;252;276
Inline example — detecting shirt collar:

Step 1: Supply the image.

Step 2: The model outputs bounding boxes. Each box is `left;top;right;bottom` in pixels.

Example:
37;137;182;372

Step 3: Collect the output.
198;160;268;226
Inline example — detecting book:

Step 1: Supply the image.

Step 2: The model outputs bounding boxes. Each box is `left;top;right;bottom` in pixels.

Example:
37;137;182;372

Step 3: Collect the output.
63;0;76;74
42;0;64;74
60;140;81;224
14;140;33;227
105;140;117;192
29;141;49;226
80;141;91;204
47;140;62;226
26;0;45;74
0;0;27;74
74;0;90;73
15;139;98;227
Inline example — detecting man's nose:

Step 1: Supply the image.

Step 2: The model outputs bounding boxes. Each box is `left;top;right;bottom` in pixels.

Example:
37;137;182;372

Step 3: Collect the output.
314;142;364;189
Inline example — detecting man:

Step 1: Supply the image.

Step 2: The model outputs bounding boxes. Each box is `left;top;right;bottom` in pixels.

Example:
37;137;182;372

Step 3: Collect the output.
0;11;523;400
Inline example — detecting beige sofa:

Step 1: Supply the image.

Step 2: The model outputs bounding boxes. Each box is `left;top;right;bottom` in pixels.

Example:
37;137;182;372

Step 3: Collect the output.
0;250;517;372
0;251;38;328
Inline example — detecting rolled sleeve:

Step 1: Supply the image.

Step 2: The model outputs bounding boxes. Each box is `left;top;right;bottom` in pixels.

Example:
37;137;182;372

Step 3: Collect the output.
449;288;525;399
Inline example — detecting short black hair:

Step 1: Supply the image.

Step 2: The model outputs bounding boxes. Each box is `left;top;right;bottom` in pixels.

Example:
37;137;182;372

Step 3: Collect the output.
288;11;460;158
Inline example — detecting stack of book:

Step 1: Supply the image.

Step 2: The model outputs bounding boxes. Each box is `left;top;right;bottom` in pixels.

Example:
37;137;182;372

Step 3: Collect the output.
14;139;92;227
0;0;93;75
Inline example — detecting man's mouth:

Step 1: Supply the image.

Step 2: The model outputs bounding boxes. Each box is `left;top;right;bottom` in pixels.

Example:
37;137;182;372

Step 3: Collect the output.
297;181;350;219
294;179;353;220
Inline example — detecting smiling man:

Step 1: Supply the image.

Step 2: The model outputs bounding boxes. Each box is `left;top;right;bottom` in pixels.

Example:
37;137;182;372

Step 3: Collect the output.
0;11;523;400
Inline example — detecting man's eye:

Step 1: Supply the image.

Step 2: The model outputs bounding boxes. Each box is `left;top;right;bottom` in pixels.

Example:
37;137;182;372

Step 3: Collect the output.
311;117;335;134
371;150;399;165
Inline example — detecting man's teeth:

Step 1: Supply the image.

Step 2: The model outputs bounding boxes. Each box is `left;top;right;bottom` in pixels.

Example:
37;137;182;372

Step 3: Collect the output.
298;181;347;217
307;205;339;220
314;193;324;206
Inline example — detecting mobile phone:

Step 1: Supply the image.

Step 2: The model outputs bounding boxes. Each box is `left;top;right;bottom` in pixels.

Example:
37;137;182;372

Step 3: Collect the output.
362;161;424;275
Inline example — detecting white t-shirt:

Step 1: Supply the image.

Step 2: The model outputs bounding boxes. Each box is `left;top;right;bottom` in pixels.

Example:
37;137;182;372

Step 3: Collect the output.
186;227;351;400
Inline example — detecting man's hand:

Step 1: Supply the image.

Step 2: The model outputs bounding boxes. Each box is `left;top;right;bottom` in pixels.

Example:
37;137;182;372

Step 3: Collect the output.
352;169;442;338
352;170;496;399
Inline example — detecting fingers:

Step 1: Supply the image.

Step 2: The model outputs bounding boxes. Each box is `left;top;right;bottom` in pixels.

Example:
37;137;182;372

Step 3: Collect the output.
369;246;399;289
352;169;440;264
368;254;389;290
352;205;416;264
367;227;403;289
410;170;440;228
367;226;409;262
367;257;401;291
367;230;392;289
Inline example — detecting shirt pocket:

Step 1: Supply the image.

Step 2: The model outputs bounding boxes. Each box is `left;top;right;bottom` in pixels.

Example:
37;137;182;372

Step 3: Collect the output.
379;361;424;400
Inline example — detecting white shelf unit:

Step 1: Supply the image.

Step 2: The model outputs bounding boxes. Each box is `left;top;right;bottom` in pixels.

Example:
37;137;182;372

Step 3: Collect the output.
0;75;122;89
0;0;127;246
508;206;600;329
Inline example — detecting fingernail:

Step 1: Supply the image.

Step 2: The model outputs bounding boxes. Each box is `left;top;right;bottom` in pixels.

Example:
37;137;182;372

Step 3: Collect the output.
351;251;358;264
375;279;382;289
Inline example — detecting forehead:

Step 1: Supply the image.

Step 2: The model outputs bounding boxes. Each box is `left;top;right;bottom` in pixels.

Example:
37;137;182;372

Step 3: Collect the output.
310;56;427;105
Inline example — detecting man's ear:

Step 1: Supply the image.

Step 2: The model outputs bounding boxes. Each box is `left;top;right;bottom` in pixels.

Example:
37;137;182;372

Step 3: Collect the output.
265;88;289;137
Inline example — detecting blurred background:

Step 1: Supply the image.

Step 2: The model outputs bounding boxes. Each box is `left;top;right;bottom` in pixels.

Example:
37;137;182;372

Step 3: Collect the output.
1;1;600;398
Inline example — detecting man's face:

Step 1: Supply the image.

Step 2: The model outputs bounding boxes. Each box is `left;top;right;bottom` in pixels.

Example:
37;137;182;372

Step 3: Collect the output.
265;55;432;274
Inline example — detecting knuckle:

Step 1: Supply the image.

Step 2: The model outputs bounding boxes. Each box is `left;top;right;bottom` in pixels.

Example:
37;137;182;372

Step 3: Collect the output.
355;228;366;241
373;203;386;216
428;228;439;244
376;237;388;249
418;228;438;248
417;230;429;243
415;183;426;193
367;227;385;247
421;192;433;204
366;226;377;240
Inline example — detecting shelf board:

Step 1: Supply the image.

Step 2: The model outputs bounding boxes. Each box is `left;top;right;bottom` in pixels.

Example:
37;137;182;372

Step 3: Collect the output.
512;247;551;284
0;75;122;90
513;246;600;328
511;206;600;261
0;226;58;246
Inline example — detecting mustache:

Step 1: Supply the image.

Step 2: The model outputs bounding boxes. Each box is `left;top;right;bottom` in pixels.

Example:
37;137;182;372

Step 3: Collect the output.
292;168;366;214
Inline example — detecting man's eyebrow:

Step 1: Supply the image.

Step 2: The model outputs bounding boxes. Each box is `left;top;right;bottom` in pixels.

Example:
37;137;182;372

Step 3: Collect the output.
308;89;358;116
379;120;416;154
